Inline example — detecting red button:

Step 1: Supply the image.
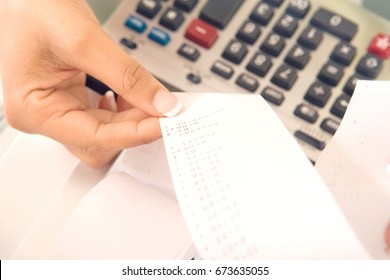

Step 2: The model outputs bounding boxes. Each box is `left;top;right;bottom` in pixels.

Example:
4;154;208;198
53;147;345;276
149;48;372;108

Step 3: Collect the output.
368;33;390;59
185;19;218;49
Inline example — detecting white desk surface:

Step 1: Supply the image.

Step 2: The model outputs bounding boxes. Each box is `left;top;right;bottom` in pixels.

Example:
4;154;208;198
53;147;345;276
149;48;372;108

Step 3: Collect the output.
0;132;109;259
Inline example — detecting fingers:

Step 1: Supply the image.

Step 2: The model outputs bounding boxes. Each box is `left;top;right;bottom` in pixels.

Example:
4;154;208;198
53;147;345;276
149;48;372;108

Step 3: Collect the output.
81;37;182;117
117;95;134;112
99;91;117;112
0;0;179;168
8;78;162;168
51;108;162;168
46;2;182;117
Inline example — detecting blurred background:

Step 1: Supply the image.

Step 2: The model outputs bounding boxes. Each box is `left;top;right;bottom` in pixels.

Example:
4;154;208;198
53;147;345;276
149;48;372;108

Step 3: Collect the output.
86;0;390;24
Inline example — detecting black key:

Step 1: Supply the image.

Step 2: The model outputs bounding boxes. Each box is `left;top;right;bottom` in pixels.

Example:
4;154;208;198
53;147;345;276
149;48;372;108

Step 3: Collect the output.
250;2;274;26
320;118;340;135
317;61;344;86
343;74;365;95
177;43;200;61
330;95;350;118
222;39;248;64
330;42;356;66
294;104;319;123
310;8;357;41
298;26;323;49
284;44;310;69
294;130;326;150
355;54;383;78
273;14;299;38
261;87;285;105
304;81;331;107
211;60;234;79
236;20;261;44
286;0;311;19
86;75;114;96
159;7;185;31
235;74;259;92
246;52;273;77
271;64;298;89
260;32;286;57
120;38;137;49
264;0;284;7
174;0;198;12
199;0;244;29
187;73;202;84
136;0;161;19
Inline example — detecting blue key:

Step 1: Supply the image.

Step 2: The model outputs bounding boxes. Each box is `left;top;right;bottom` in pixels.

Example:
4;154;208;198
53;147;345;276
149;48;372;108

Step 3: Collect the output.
148;27;170;46
125;15;147;33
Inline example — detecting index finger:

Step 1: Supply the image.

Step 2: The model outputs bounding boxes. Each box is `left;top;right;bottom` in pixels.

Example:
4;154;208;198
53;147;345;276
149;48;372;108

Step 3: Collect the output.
44;108;161;168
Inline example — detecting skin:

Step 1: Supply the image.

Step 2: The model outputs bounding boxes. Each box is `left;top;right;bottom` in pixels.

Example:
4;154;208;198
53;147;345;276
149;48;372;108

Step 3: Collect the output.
0;0;388;253
385;223;390;254
0;0;180;168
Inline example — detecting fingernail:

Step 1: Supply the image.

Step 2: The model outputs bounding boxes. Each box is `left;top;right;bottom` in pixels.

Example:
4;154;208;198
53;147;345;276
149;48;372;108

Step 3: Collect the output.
153;89;182;117
105;90;117;112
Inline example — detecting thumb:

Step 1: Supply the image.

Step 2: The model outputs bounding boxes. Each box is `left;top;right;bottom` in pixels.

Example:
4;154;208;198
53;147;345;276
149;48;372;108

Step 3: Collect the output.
53;9;182;117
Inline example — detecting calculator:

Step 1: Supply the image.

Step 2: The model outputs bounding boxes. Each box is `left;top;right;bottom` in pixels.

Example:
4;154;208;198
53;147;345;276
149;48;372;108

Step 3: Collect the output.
103;0;390;163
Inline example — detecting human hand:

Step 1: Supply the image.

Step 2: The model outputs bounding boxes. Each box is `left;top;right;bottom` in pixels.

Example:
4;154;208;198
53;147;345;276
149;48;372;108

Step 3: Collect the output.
0;0;182;168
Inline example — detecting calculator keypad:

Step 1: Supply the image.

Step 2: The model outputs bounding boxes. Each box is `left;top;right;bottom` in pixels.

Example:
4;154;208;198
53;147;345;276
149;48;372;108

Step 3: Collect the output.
199;0;245;29
107;0;390;162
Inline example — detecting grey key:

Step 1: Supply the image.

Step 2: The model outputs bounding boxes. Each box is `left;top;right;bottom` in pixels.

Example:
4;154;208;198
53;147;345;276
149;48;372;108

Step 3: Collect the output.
261;87;285;105
250;2;274;26
211;60;234;79
178;43;200;61
310;8;357;41
236;20;261;44
159;7;185;31
317;61;344;86
294;103;318;123
320;118;340;135
222;39;248;64
286;0;311;19
246;52;273;77
264;0;284;7
136;0;161;19
294;130;326;150
235;73;259;92
260;32;286;57
273;14;299;38
330;95;350;118
284;44;310;69
187;73;202;84
343;74;365;95
330;42;357;66
120;38;137;49
304;81;331;107
298;26;323;50
174;0;199;12
355;54;383;78
271;64;298;90
199;0;244;29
